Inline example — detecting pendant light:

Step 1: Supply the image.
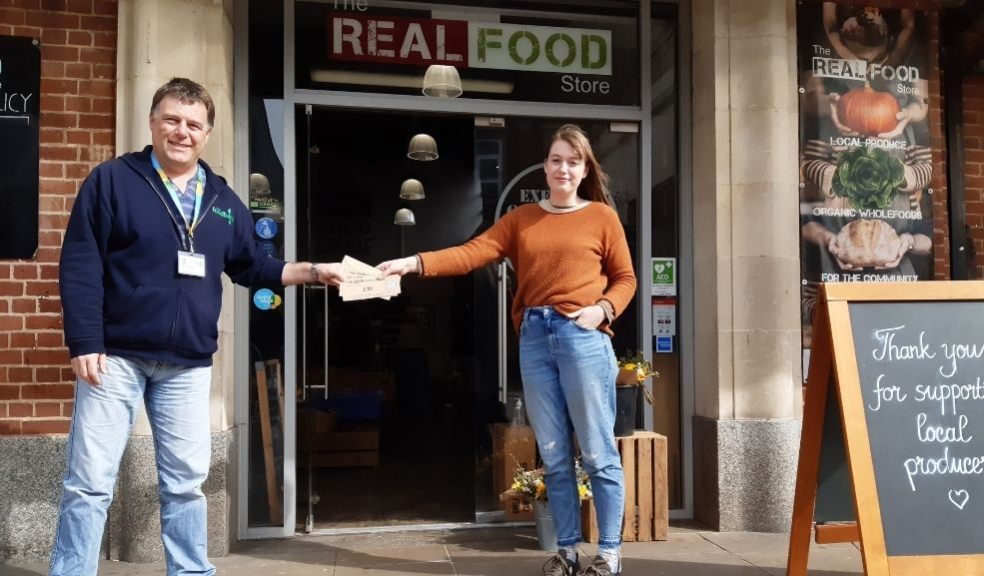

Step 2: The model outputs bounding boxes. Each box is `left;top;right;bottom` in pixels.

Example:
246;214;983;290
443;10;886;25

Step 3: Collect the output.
422;64;463;98
399;178;425;200
394;207;416;226
407;133;439;161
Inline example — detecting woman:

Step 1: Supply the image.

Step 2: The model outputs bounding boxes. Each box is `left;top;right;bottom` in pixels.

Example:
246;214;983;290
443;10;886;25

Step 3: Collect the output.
378;124;636;576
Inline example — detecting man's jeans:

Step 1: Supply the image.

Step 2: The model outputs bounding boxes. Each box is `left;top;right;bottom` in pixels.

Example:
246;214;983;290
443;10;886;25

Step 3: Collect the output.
519;306;624;551
49;356;215;576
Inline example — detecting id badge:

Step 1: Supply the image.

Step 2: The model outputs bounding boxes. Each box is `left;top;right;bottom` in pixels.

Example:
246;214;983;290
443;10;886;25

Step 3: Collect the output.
178;251;206;278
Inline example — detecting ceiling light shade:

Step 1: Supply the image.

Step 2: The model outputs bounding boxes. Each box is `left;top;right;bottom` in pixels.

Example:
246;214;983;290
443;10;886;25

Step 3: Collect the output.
249;173;271;194
407;133;439;161
394;208;416;226
422;64;463;98
399;178;425;200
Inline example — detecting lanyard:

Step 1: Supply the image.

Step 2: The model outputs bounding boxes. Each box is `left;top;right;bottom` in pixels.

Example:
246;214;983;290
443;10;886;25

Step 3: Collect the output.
150;152;206;249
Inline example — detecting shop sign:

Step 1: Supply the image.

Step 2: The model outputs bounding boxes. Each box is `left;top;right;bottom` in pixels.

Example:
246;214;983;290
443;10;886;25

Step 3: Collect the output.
329;14;467;65
0;36;40;259
468;22;611;76
327;13;611;75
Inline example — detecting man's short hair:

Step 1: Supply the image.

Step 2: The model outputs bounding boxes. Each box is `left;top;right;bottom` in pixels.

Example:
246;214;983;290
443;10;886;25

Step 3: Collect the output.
150;77;216;128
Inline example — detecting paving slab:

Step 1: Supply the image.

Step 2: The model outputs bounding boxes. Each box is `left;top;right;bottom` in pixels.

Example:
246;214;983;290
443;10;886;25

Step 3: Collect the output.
0;525;868;576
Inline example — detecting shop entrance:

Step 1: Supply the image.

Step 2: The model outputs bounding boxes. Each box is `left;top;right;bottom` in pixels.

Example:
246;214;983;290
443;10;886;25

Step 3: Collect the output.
292;107;640;530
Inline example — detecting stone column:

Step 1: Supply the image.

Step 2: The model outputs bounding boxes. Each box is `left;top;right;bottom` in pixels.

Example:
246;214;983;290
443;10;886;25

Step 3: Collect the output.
690;0;803;531
111;0;237;561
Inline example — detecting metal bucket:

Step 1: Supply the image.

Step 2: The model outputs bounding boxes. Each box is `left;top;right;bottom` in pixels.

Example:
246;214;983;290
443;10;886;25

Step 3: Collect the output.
534;499;558;552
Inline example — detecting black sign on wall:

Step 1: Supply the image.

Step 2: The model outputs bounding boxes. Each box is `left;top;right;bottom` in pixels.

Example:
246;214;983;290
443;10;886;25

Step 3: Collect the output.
0;36;41;259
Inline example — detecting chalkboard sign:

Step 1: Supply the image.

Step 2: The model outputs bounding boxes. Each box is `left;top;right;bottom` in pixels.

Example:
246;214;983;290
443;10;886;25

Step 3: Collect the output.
0;36;40;259
788;282;984;576
851;302;984;556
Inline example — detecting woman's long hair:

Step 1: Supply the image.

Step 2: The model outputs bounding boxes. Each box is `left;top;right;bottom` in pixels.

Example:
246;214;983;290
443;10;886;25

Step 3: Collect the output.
548;124;613;208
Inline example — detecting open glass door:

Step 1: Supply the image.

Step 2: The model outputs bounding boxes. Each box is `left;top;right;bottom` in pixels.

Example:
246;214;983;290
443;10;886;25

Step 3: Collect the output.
295;107;480;530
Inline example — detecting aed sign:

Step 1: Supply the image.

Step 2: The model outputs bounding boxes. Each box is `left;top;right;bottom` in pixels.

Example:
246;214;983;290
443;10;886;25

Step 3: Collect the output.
468;22;611;76
651;257;677;296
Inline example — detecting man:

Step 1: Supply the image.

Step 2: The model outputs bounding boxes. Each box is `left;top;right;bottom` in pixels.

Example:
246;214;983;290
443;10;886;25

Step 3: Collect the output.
50;78;342;575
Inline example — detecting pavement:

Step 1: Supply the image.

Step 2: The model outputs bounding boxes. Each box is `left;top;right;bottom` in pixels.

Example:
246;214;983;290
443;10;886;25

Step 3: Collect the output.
0;523;863;575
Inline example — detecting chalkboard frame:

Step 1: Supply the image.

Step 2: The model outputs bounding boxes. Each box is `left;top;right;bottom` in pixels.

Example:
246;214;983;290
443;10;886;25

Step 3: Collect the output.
788;281;984;576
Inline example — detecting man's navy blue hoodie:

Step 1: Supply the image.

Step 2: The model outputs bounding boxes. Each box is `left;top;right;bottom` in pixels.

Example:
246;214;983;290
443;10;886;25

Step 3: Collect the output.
60;146;286;367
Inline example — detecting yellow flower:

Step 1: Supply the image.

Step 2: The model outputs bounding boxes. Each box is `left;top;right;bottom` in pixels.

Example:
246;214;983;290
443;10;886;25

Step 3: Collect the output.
622;362;637;371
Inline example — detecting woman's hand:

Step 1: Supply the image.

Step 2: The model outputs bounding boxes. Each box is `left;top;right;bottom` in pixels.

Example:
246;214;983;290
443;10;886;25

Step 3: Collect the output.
829;93;860;137
570;305;606;331
876;233;914;270
827;235;859;271
376;256;419;276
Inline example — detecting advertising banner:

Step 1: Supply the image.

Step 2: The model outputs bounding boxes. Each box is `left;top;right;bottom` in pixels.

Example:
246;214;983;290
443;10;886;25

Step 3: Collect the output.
797;3;933;354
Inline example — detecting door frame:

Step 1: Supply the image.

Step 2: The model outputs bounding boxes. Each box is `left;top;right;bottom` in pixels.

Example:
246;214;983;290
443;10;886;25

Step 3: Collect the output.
234;0;694;540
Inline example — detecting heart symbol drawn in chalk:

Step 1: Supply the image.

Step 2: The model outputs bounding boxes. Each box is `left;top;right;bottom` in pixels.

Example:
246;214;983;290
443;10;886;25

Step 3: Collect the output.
949;489;970;510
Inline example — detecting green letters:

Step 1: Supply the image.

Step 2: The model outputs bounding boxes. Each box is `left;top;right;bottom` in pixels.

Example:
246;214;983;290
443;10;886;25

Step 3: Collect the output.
545;33;576;67
508;30;540;65
477;28;502;62
581;34;607;70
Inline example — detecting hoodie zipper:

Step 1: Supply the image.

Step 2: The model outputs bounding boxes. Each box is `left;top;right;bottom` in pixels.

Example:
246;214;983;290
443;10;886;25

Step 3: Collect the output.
139;171;221;350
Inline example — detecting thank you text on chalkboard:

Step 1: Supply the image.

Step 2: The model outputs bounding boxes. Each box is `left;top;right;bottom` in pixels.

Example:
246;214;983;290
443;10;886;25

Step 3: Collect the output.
0;36;41;259
851;301;984;556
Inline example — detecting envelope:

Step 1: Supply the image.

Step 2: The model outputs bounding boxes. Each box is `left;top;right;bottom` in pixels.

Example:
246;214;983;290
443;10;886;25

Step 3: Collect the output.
339;275;401;302
342;255;383;281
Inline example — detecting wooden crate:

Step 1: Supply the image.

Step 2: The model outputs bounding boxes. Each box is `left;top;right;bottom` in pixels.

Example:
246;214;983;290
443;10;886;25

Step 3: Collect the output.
492;423;537;497
499;491;535;522
582;431;668;542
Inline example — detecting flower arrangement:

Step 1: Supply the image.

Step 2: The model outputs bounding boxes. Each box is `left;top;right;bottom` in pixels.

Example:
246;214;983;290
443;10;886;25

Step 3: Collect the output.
507;459;592;502
616;351;658;405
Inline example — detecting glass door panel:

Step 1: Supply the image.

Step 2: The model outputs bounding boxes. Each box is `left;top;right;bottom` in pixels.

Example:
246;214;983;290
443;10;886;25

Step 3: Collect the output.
296;107;478;529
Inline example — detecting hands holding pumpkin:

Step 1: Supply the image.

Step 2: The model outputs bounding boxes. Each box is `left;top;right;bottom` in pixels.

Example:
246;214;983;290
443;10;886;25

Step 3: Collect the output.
828;93;860;137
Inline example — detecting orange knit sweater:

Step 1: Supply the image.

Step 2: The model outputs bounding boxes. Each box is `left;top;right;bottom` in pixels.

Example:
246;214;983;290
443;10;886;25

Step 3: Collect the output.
419;202;637;335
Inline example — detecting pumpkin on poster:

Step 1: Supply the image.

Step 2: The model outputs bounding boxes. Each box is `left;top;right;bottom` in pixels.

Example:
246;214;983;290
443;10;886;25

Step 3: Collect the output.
836;84;901;137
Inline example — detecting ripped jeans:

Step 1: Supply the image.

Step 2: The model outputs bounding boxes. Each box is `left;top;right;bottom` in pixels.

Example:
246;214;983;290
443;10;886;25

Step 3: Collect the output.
519;306;624;551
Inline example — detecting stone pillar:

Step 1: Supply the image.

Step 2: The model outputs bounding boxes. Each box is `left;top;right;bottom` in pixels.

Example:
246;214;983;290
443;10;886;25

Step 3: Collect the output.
690;0;803;531
111;0;237;561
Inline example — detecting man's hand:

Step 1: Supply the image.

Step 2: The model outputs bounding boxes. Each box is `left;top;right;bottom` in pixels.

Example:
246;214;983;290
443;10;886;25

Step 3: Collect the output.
71;353;107;387
314;262;344;286
376;256;419;276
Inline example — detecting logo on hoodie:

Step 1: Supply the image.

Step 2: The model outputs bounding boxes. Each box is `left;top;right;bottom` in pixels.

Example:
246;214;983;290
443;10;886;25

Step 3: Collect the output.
211;206;234;226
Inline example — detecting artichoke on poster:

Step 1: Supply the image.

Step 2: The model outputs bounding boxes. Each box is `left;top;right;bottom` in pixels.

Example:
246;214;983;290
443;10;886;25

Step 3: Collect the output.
831;147;905;210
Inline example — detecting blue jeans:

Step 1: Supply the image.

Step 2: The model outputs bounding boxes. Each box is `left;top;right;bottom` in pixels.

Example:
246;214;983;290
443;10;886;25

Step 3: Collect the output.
519;306;624;551
49;356;215;576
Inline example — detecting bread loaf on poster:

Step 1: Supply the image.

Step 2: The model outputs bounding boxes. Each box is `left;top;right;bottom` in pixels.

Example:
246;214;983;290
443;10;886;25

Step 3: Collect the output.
835;219;901;267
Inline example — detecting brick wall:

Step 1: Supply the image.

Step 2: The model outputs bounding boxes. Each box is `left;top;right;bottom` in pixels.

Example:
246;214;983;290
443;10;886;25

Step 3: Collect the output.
0;0;117;435
928;11;950;280
966;74;984;278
